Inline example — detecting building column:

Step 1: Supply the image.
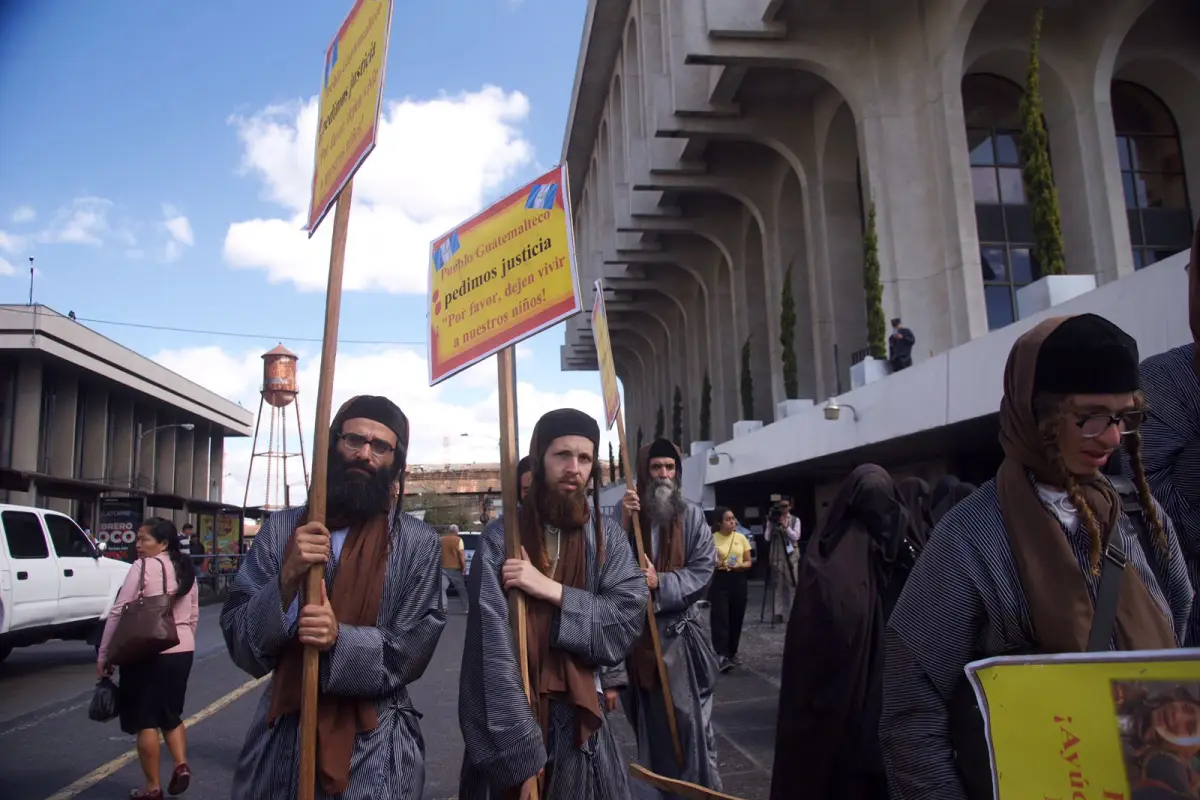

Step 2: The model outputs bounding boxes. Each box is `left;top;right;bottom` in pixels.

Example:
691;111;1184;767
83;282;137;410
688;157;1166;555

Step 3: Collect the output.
9;359;42;505
191;423;210;503
155;421;177;497
135;405;156;492
209;432;224;502
81;386;108;484
49;373;78;479
173;424;194;527
109;397;135;489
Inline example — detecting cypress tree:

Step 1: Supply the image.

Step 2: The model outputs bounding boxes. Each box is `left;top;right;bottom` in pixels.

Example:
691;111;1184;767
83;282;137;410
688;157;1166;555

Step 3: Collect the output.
699;371;712;441
1020;8;1066;277
780;264;799;398
654;405;665;440
618;442;625;480
637;426;643;453
863;203;887;360
740;337;754;420
608;441;616;484
672;385;683;447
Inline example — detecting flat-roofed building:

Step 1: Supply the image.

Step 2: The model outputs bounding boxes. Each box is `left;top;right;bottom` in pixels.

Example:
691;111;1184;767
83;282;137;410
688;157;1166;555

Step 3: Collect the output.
0;304;253;528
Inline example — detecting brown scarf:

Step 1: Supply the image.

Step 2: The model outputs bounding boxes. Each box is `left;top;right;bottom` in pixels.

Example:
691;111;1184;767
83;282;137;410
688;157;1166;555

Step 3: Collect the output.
267;510;391;796
628;442;687;690
1187;216;1200;377
996;317;1175;652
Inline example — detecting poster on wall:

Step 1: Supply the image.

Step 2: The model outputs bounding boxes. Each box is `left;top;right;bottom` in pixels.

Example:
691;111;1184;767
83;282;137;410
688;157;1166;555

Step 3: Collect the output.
96;496;145;562
215;512;242;572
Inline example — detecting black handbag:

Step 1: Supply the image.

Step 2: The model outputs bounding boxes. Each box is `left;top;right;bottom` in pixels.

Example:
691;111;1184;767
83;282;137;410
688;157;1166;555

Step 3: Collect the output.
88;677;120;722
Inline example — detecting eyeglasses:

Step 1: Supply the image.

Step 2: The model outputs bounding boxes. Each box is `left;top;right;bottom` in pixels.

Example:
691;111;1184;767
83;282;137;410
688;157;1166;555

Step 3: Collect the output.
338;432;396;457
1074;410;1147;439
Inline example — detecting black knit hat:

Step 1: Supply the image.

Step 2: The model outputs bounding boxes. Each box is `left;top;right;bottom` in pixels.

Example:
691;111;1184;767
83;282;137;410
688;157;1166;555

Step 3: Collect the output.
531;408;600;458
516;455;532;481
647;438;681;472
1033;314;1140;396
332;395;409;462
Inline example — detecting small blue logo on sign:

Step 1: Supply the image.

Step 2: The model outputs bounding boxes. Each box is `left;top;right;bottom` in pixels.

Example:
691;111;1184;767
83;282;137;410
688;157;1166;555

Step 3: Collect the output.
325;41;339;88
433;231;460;271
525;183;558;211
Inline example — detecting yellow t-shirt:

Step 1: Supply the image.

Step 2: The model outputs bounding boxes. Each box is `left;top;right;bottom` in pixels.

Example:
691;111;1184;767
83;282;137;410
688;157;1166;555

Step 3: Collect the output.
713;531;750;569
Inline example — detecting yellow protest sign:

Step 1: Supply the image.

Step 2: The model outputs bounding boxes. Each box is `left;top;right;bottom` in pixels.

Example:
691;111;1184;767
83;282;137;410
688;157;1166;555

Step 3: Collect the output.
592;279;621;430
966;649;1200;799
305;0;394;236
427;164;582;385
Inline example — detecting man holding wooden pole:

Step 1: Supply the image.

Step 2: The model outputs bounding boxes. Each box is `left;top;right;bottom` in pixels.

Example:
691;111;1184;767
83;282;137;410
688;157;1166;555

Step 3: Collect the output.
221;396;446;798
620;439;722;795
458;408;648;799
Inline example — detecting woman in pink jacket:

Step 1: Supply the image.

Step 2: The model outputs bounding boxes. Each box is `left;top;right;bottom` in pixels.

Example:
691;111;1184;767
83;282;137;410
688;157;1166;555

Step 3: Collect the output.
98;517;199;799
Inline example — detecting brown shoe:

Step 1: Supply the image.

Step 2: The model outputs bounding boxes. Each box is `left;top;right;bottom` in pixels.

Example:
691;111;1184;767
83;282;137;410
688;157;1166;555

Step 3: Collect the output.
168;763;191;795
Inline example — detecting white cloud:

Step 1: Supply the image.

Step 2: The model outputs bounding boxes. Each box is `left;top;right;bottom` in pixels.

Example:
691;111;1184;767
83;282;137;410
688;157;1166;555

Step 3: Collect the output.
11;206;35;224
0;197;137;253
223;85;535;294
0;257;15;276
152;343;618;508
161;204;195;262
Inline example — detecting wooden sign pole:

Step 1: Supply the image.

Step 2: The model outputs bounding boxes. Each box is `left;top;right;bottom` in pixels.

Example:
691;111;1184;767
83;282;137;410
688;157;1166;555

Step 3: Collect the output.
496;346;539;799
616;413;684;768
297;178;354;800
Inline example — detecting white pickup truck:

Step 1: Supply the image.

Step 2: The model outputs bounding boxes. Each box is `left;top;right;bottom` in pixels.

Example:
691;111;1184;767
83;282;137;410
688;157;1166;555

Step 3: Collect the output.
0;503;132;663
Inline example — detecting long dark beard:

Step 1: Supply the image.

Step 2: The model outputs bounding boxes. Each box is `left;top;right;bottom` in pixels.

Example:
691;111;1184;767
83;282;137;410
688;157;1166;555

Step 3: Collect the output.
647;478;684;528
539;485;590;530
326;450;396;523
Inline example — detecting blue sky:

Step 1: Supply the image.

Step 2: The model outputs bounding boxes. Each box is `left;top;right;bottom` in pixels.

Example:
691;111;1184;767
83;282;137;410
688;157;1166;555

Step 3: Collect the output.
0;0;623;505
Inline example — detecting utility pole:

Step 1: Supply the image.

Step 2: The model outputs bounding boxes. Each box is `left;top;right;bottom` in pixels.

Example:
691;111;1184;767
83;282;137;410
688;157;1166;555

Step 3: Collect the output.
28;257;34;306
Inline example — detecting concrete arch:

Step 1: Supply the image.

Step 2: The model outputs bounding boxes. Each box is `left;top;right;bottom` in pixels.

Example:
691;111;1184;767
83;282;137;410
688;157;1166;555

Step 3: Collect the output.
817;100;869;377
623;17;645;141
774;165;818;400
610;75;628;184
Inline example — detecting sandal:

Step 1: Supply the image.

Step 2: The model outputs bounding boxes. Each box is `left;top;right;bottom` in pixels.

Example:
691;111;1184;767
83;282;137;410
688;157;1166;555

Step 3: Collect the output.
130;789;163;799
168;763;191;795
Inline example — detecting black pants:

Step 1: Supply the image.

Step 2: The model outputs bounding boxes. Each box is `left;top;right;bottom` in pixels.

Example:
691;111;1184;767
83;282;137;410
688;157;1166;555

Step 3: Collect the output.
708;570;748;658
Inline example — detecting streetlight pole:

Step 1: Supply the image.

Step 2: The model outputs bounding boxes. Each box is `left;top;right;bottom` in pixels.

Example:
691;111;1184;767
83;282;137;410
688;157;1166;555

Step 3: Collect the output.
132;422;195;492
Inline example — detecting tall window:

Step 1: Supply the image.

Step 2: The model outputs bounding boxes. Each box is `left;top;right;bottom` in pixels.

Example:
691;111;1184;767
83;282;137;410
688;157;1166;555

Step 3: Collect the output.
964;74;1041;330
1112;81;1192;269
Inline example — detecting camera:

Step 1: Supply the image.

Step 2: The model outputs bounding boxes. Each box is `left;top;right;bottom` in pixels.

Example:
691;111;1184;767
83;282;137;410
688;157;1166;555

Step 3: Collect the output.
767;501;788;527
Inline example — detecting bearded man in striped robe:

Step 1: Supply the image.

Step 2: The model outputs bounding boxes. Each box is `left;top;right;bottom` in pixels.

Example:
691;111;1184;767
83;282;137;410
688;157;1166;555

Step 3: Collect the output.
458;408;648;799
221;395;447;799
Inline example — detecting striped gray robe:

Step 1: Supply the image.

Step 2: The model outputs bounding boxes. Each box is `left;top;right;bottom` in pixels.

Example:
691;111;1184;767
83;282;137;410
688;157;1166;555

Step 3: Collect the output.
1133;342;1200;645
220;507;447;800
879;477;1194;800
458;511;648;799
622;502;722;797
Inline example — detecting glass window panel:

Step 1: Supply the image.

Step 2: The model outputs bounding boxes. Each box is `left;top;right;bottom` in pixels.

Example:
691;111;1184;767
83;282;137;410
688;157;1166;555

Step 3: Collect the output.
994;133;1020;166
1141;208;1194;248
1116;136;1131;171
1131;174;1150;208
1140;173;1189;211
971;167;1000;203
998;168;1026;205
984;285;1015;330
976;205;1006;242
1009;247;1039;284
968;130;995;166
1152;249;1183;264
1132;249;1145;270
1131;135;1183;173
980;246;1007;282
1005;205;1035;244
1122;172;1138;209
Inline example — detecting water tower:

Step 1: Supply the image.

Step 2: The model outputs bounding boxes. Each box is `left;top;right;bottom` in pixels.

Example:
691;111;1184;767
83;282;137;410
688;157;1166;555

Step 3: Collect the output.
243;344;310;511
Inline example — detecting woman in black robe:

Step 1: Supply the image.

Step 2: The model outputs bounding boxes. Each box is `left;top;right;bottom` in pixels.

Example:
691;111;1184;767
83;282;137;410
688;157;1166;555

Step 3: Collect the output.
769;465;919;800
896;477;933;550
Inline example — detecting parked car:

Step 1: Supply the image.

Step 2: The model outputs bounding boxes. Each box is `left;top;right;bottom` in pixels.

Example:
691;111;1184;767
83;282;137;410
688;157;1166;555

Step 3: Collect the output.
0;503;131;663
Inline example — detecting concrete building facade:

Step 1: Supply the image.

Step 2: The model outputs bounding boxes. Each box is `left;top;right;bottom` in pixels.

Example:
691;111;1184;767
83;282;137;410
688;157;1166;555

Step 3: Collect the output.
0;305;254;527
560;0;1198;453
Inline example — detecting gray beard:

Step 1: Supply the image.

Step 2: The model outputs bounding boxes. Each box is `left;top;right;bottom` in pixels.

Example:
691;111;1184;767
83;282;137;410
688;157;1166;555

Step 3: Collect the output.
647;478;685;528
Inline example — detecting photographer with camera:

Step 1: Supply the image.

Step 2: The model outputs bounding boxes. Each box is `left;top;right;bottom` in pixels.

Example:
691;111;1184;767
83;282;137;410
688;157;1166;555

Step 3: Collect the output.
763;496;801;623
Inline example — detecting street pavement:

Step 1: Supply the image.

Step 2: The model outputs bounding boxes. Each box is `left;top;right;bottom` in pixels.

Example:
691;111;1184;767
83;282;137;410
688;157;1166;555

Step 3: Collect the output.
0;584;784;799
